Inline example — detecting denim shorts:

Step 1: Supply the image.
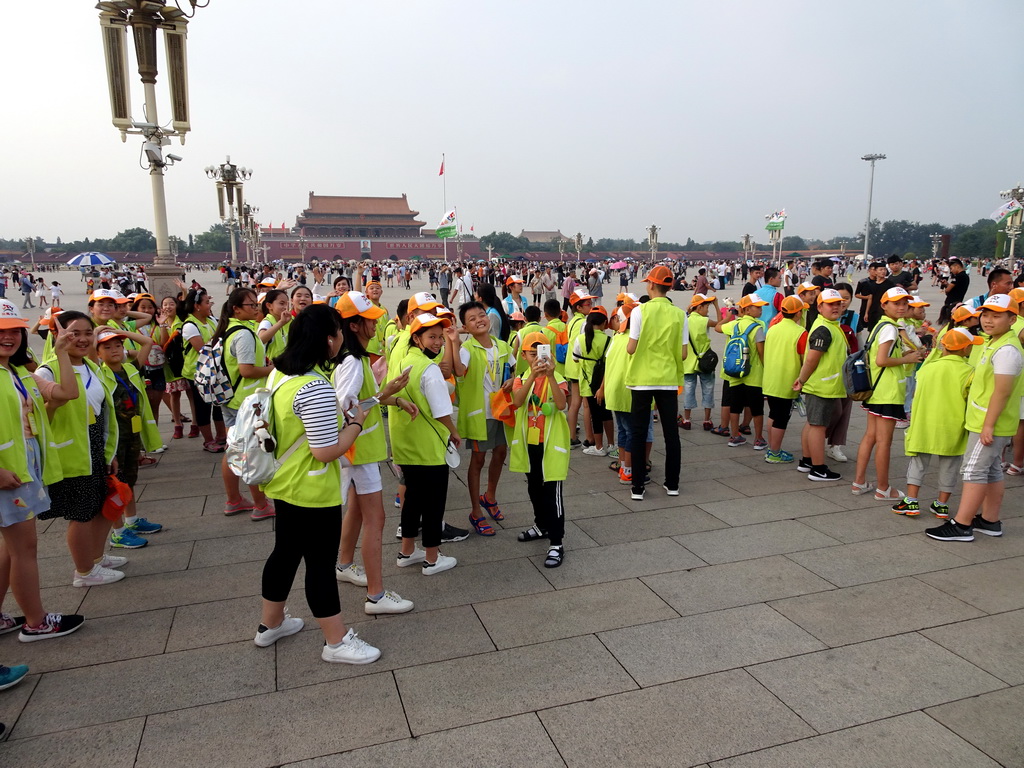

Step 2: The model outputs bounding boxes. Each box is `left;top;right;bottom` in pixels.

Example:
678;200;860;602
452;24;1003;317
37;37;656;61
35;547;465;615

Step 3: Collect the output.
613;411;654;447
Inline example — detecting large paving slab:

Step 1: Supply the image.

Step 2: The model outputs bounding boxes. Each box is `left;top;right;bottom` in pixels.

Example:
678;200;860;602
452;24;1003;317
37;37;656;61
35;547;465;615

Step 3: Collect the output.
613;479;747;511
394;634;637;735
785;535;972;587
135;673;408;768
926;685;1024;768
539;669;815;767
747;632;1006;733
769;577;985;647
15;640;275;738
916;556;1024;613
531;536;706;589
276;605;495;688
284;713;566;768
922;609;1024;685
0;717;145;768
799;505;938;541
574;504;728;545
474;578;678;649
642;555;834;616
674;519;842;564
711;711;1001;767
599;603;825;686
382;556;554;610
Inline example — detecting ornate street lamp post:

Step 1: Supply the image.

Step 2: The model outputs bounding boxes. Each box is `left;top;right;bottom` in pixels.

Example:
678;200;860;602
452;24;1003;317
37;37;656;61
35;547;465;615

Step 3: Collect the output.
647;224;659;265
24;238;36;271
574;232;583;264
96;0;207;298
205;157;252;266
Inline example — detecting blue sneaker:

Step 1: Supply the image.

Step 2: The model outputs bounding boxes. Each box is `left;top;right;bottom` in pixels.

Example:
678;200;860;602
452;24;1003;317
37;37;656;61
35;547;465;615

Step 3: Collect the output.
125;517;163;535
764;450;795;464
0;664;29;691
110;529;148;549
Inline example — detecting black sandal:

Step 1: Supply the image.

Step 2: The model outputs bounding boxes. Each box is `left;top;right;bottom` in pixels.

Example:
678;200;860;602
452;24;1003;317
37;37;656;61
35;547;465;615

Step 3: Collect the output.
544;546;564;568
517;526;548;542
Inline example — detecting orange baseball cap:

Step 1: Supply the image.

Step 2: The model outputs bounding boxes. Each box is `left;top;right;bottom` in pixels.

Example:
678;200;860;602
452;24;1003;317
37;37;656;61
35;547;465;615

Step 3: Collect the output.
336;291;386;320
979;294;1019;314
408;314;452;334
590;305;608;317
688;293;715;308
1008;287;1024;304
510;311;526;322
817;289;843;304
522;331;550;350
569;287;596;305
95;326;128;345
908;295;930;307
880;287;911;303
643;265;674;286
780;295;809;313
505;275;525;286
738;294;768;309
0;299;29;329
942;328;984;351
409;291;442;313
796;282;818;295
951;305;980;323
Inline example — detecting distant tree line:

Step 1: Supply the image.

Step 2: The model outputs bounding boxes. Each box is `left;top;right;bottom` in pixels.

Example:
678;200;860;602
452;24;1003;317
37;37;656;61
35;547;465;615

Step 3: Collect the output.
2;217;1007;262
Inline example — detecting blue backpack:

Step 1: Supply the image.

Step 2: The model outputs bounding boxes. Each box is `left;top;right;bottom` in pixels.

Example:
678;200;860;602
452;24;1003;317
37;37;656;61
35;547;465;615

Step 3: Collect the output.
722;321;758;378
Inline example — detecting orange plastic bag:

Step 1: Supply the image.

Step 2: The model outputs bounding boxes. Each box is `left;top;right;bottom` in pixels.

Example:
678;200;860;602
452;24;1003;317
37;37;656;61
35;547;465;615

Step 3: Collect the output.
102;475;133;521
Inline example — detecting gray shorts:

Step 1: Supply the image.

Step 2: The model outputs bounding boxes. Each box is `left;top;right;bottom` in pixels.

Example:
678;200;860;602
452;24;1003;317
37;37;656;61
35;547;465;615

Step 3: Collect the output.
468;418;507;453
222;405;238;429
907;454;962;493
961;433;1012;484
804;393;839;427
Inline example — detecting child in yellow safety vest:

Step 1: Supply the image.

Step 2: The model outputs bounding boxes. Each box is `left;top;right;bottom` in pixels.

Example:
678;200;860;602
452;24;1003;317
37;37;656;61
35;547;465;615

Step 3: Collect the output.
511;331;570;568
680;293;720;431
891;327;980;518
714;293;768;450
926;294;1024;541
574;307;614;456
762;295;809;464
455;301;513;537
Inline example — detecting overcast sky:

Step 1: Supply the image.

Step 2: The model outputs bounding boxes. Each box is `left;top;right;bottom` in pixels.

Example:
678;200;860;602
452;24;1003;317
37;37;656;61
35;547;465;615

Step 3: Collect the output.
4;0;1022;246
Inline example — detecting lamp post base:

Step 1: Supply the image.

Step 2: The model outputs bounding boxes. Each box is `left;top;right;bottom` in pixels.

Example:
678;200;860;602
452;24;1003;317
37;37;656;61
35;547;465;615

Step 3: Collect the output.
146;263;183;303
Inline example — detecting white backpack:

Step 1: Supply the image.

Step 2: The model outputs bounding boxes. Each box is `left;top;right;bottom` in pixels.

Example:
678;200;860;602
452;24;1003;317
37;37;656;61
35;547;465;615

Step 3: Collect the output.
226;372;307;486
194;326;250;405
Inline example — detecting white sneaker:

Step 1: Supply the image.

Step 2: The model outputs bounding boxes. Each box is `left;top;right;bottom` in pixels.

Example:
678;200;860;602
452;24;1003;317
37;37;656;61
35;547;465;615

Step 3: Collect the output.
422;553;457;575
582;446;608;457
364;590;414;615
394;525;403;540
254;613;304;647
321;628;381;665
825;445;848;463
335;563;368;586
397;548;426;567
72;564;125;588
100;554;128;569
895;419;909;430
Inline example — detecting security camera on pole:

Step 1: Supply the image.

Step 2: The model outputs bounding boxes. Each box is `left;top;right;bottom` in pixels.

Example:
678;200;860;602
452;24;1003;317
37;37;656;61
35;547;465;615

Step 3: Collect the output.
96;0;210;300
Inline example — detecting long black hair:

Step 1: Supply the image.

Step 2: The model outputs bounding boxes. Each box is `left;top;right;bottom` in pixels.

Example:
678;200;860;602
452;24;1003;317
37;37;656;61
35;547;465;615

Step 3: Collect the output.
273;304;341;375
180;288;207;322
260;289;287;317
337;314;369;361
584;311;607;353
7;328;31;367
213;288;256;343
476;284;510;341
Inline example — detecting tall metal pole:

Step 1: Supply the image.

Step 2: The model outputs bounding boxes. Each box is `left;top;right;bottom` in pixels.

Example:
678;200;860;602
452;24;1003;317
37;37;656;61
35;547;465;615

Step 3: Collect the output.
861;153;886;260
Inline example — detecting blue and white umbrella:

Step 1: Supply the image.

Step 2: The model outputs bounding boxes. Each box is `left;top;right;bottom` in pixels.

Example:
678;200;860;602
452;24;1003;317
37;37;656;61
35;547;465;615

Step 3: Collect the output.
67;252;115;266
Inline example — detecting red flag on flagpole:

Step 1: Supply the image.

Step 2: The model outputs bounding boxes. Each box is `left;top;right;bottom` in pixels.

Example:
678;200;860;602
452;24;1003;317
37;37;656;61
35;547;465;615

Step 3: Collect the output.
438;157;444;176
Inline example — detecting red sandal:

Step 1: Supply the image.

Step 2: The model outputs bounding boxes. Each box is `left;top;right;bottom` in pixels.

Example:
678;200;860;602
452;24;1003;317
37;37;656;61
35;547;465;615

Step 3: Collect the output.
468;514;496;536
479;495;504;521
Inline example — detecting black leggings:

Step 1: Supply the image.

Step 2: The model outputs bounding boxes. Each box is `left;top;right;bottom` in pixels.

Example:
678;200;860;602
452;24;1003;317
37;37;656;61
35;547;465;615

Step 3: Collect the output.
188;379;223;428
586;395;612;434
527;444;565;545
401;464;449;548
261;499;342;618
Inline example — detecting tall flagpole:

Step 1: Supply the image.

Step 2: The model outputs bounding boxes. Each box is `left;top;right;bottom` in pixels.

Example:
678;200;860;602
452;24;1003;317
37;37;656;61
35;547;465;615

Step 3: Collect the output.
441;153;447;263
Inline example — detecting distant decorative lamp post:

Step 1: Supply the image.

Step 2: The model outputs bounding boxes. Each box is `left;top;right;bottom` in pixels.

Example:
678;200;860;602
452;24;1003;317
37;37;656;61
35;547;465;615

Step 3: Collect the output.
574;232;583;263
930;232;942;261
24;238;36;271
205;157;252;266
647;224;659;265
999;184;1024;261
556;237;566;262
96;0;206;297
861;153;886;260
240;203;260;262
298;234;307;264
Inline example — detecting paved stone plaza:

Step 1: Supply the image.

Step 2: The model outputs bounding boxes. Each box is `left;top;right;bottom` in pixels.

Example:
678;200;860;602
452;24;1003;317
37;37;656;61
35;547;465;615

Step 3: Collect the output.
1;269;1022;767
